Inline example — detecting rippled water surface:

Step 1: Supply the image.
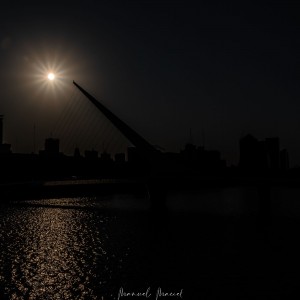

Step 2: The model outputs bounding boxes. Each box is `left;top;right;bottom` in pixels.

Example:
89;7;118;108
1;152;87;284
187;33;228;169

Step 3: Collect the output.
2;188;300;299
0;196;151;299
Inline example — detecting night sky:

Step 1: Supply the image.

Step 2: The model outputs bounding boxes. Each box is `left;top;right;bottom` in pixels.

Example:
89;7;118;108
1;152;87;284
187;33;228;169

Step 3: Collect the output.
1;0;300;165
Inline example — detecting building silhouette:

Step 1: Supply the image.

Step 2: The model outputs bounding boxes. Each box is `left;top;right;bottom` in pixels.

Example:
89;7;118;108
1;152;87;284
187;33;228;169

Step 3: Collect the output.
39;138;60;157
280;149;289;170
74;147;81;158
0;115;11;154
115;153;125;163
100;151;112;162
180;143;226;171
45;138;59;154
239;134;289;171
84;149;98;160
265;137;280;170
0;115;3;144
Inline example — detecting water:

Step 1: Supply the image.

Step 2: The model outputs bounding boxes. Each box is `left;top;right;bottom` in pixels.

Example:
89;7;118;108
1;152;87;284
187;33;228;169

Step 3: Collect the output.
0;196;147;299
1;188;300;299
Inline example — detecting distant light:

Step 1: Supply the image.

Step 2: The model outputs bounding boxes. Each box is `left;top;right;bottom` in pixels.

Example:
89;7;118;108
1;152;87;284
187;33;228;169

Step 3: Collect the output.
48;73;55;80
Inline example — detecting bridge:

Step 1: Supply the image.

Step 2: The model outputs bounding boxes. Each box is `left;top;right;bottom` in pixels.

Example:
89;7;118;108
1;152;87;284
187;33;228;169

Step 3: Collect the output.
72;81;160;160
71;80;170;205
41;81;300;215
0;80;297;215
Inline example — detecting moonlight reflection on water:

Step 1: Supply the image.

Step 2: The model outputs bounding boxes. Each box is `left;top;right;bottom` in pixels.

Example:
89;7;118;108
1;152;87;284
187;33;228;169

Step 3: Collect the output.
1;189;300;299
0;197;138;299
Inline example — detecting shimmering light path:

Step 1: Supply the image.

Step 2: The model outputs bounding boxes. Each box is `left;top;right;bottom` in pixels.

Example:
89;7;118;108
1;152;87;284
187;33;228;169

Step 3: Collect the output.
1;190;300;299
0;197;147;299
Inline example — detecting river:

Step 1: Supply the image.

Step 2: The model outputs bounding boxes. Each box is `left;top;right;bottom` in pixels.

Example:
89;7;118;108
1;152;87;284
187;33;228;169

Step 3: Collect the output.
1;187;300;299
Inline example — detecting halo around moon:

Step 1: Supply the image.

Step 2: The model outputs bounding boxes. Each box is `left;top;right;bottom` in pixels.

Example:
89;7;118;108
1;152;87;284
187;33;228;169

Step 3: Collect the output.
48;73;55;80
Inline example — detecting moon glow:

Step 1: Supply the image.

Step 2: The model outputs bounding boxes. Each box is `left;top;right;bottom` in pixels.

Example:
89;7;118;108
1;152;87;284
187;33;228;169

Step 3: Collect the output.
48;73;55;80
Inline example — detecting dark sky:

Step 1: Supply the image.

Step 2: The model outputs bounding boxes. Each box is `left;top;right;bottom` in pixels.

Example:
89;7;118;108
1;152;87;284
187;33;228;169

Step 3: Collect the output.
1;0;300;165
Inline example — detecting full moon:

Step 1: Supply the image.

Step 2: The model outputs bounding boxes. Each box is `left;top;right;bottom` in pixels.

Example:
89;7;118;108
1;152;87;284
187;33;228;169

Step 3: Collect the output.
47;73;55;80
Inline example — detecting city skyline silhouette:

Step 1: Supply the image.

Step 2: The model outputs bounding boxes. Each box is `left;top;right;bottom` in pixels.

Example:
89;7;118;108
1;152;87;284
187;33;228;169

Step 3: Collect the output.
0;80;293;190
1;1;300;166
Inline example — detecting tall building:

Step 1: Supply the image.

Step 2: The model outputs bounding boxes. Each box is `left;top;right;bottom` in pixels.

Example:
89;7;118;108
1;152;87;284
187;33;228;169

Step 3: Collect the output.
127;146;139;164
45;138;59;154
84;150;98;159
0;115;3;145
74;147;81;158
180;143;225;170
0;115;11;154
239;134;289;171
239;134;267;170
265;137;280;169
115;153;125;163
181;143;197;162
280;149;289;170
100;151;111;162
39;138;60;157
